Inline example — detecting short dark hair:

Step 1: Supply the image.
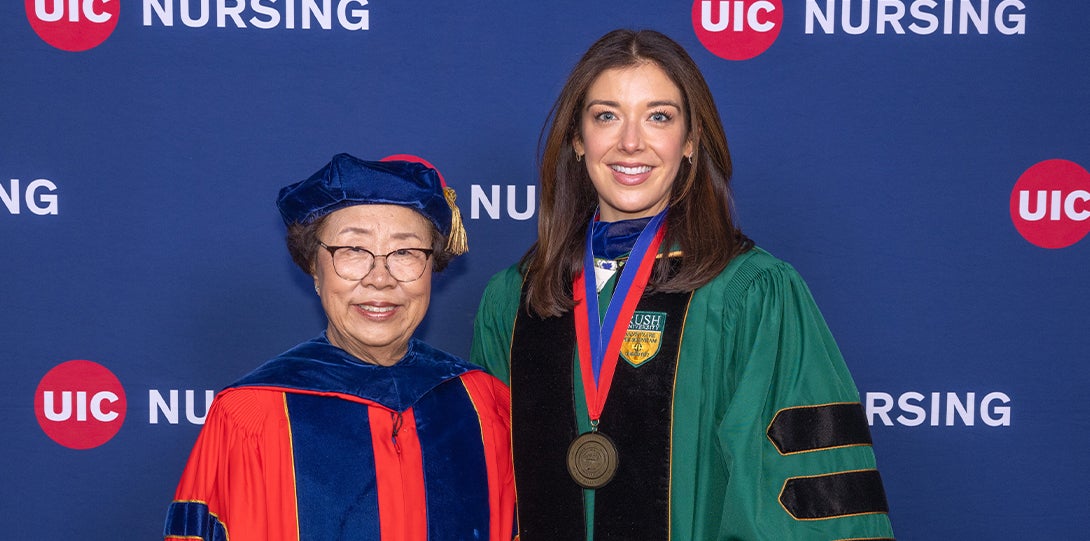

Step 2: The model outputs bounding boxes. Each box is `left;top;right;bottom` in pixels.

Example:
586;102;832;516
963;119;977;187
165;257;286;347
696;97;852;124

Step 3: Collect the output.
523;28;752;318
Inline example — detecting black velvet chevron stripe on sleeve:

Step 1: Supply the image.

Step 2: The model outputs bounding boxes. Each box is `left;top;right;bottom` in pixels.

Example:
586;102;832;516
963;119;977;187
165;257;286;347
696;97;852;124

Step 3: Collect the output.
767;402;873;455
779;469;890;520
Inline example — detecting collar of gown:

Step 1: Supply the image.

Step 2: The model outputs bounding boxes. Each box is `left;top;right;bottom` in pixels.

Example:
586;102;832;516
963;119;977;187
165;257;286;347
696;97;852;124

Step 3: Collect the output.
229;333;478;412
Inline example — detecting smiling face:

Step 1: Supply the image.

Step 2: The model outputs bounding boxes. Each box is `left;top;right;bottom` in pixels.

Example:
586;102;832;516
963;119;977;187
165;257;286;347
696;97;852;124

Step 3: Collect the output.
313;204;433;366
572;62;693;222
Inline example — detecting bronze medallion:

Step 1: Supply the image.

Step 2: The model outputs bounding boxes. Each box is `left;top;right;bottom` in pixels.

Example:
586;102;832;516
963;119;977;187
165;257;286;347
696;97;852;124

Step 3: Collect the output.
566;431;619;489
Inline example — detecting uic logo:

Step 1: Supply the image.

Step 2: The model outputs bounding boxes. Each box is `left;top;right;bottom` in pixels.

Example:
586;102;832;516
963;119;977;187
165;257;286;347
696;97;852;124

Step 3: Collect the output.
692;0;783;61
1009;159;1090;249
35;360;127;449
25;0;119;52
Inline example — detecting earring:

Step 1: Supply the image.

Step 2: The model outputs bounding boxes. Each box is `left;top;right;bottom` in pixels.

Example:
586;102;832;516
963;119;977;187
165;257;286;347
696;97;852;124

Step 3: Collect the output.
314;283;320;295
576;153;583;162
687;154;693;165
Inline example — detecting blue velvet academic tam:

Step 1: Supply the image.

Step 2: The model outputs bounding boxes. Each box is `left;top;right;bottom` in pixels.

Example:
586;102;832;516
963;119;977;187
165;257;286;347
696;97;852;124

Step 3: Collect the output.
276;153;453;235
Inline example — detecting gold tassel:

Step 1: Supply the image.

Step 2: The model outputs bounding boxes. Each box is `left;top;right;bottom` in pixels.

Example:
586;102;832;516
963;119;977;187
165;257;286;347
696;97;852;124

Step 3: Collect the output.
443;187;468;255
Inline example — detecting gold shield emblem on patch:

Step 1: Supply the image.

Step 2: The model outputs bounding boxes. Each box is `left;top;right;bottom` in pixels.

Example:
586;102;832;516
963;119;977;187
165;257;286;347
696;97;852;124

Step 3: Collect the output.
620;311;666;367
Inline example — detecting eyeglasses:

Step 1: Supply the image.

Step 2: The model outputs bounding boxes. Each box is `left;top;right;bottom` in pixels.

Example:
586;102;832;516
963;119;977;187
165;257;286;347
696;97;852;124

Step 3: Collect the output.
319;242;434;283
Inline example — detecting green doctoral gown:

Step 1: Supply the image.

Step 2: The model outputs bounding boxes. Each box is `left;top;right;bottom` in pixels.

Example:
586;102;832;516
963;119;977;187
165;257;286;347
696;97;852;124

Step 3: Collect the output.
471;247;895;540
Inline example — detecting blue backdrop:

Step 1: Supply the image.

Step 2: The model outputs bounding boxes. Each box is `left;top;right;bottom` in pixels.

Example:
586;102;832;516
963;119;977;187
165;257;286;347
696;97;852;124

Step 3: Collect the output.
4;1;1088;538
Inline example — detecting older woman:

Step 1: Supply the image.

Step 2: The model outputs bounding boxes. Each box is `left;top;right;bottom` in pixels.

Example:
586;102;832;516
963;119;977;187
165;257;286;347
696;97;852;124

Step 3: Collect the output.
165;153;514;541
471;30;894;540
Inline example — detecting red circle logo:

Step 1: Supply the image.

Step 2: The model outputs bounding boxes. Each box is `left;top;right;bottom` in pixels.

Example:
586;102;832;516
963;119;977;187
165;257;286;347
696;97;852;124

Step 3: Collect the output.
34;360;127;449
1010;159;1090;249
25;0;119;52
692;0;783;61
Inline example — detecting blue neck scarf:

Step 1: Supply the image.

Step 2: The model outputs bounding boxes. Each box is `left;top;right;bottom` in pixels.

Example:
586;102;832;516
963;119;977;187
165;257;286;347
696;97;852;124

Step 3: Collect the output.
591;216;654;260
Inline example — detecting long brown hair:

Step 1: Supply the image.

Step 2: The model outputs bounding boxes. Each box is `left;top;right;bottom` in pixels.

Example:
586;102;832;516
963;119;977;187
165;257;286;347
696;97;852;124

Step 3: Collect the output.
522;28;752;318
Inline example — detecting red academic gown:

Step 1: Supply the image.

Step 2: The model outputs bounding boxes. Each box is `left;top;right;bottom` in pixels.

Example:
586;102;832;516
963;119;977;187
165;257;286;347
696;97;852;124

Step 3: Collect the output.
164;335;515;541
